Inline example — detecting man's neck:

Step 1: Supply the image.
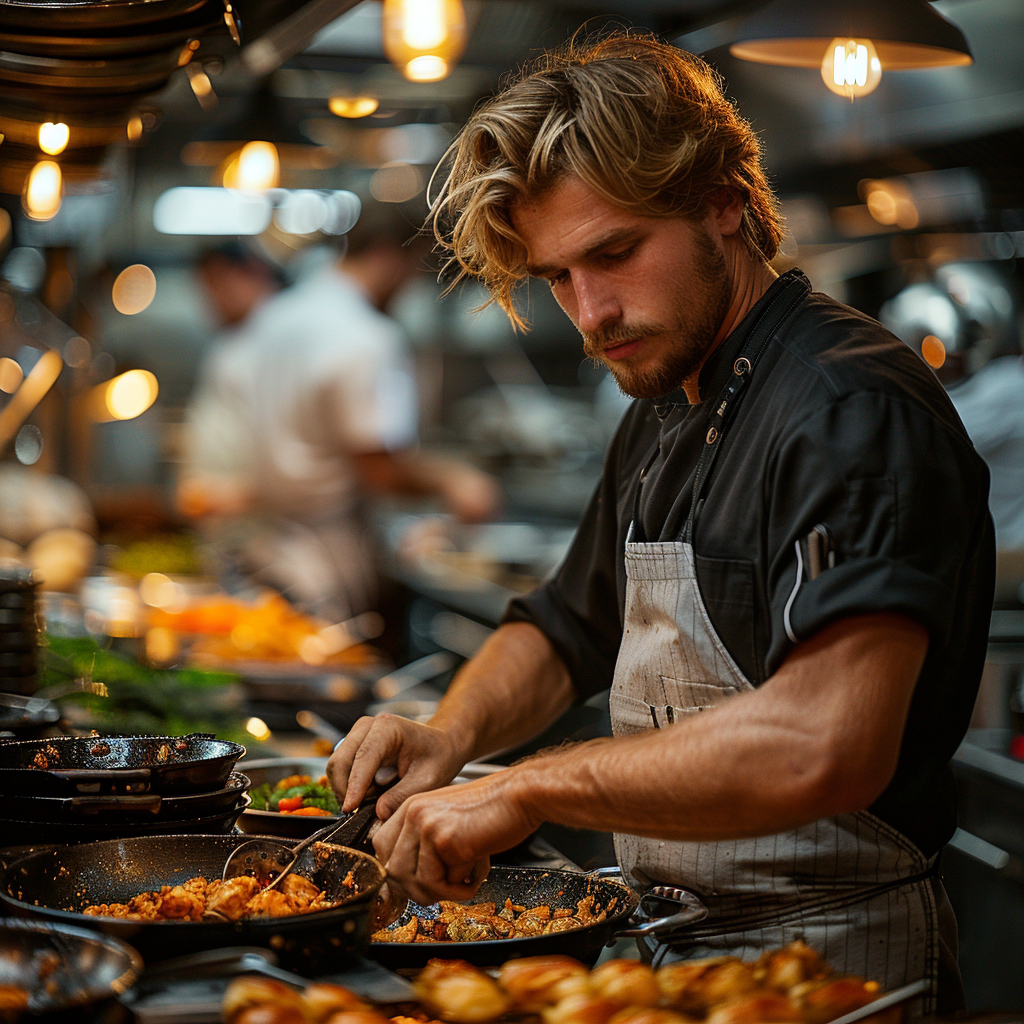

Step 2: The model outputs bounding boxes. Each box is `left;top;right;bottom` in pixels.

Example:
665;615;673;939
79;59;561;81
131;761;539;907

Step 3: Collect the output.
680;250;778;404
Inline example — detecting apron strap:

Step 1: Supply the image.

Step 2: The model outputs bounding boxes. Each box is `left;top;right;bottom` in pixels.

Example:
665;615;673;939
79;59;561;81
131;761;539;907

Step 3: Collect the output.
681;270;811;543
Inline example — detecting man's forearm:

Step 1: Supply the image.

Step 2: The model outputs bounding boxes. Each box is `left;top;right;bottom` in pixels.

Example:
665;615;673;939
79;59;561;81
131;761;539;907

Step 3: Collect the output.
429;621;576;764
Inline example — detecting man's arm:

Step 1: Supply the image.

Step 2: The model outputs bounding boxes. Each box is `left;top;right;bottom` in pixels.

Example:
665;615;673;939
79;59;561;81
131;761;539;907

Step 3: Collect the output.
373;613;928;905
326;621;576;816
350;450;500;524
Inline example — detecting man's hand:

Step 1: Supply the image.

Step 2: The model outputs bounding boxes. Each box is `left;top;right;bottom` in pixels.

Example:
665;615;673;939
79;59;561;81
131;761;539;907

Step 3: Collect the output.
326;714;468;819
372;770;539;905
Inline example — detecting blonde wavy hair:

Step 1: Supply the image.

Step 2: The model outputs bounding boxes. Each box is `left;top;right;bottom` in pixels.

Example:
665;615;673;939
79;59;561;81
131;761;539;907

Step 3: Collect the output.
427;30;784;329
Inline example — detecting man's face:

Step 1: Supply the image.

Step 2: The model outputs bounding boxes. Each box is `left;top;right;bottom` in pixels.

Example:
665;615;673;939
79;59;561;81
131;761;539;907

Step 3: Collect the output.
511;175;732;399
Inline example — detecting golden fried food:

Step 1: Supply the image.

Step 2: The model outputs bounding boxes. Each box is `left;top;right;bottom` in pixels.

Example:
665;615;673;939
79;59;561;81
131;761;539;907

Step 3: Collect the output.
234;1006;306;1024
498;955;591;1012
755;942;830;992
590;962;661;1010
373;894;616;944
541;993;622;1024
224;978;306;1024
82;873;338;922
657;959;759;1017
705;993;802;1024
609;1010;698;1024
0;985;29;1015
324;1013;394;1024
796;978;887;1024
414;959;510;1024
301;984;370;1023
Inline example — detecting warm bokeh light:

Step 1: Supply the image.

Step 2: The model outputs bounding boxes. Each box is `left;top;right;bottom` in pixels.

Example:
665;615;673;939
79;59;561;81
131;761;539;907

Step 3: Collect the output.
864;180;919;229
104;369;159;420
145;626;180;665
382;0;466;83
0;349;62;452
329;95;379;118
821;38;882;99
138;572;186;611
921;335;947;369
127;115;144;142
245;716;272;741
370;161;423;203
0;357;23;394
224;141;280;191
63;336;91;368
23;161;62;221
112;264;157;315
38;122;69;156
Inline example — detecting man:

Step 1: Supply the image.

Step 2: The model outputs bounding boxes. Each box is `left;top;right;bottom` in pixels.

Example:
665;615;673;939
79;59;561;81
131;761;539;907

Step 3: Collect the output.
180;204;499;621
328;34;993;1009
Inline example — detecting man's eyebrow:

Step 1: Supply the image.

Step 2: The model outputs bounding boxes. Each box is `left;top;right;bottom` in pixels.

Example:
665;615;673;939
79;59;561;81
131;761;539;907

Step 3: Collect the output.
525;227;642;278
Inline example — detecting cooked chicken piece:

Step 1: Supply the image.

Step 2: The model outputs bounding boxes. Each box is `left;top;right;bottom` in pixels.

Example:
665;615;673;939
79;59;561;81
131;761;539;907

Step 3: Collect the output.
542;993;623;1024
414;958;510;1024
609;1010;698;1024
575;894;616;926
280;873;321;907
553;908;577;919
206;875;261;921
544;917;585;934
301;984;369;1023
246;889;304;918
590;961;661;1009
498;955;591;1012
223;977;305;1024
234;1006;306;1024
486;917;517;939
158;884;206;921
704;992;802;1024
446;918;494;942
754;942;830;991
324;1013;394;1024
156;744;172;763
182;876;210;897
657;959;759;1016
83;903;137;919
795;978;885;1024
373;917;419;943
438;902;495;919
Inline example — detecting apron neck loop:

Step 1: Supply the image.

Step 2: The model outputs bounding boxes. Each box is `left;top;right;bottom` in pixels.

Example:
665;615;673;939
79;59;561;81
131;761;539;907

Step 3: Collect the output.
682;271;811;545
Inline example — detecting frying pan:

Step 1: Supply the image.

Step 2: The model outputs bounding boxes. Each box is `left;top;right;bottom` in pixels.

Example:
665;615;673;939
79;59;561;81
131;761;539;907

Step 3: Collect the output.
0;771;251;821
0;0;208;30
0;734;245;796
0;917;142;1014
0;834;386;969
368;866;705;969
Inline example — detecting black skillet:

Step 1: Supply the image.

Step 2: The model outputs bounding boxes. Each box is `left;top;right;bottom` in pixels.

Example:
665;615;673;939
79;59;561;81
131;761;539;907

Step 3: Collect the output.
0;733;245;796
0;917;143;1014
0;0;208;30
0;834;386;970
368;865;706;969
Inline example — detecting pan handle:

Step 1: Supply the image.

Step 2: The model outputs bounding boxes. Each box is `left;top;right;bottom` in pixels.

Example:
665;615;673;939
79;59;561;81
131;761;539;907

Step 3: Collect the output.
50;768;152;783
69;794;163;814
613;885;709;939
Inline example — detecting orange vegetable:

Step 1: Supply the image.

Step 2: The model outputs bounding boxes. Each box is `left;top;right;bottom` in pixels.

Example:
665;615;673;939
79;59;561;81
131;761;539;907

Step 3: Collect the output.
285;806;332;817
277;796;304;812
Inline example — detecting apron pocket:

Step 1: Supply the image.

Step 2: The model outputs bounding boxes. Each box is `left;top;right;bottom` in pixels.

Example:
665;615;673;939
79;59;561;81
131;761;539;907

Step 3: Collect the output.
694;554;760;684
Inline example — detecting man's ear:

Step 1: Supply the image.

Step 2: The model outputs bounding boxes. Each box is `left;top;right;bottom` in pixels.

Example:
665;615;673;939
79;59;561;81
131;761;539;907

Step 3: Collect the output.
706;189;744;237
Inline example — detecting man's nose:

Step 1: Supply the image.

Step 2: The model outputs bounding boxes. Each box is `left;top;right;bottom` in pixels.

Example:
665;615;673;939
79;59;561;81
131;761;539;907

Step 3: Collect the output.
574;274;621;335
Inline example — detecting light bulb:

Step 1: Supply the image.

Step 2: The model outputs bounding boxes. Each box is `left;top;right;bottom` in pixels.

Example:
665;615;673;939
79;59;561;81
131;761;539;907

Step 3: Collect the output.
328;95;379;118
38;122;69;156
23;161;62;221
226;141;279;191
104;370;159;420
821;38;882;99
382;0;466;83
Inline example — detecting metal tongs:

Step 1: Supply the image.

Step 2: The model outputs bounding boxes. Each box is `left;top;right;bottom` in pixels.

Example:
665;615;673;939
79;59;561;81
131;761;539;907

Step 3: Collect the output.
221;781;391;891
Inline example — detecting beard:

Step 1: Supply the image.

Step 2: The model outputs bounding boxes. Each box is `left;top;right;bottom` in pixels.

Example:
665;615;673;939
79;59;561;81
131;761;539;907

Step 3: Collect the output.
581;225;731;400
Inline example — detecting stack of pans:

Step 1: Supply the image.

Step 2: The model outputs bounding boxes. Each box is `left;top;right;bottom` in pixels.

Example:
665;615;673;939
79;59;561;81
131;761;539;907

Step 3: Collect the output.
0;732;249;845
0;568;40;696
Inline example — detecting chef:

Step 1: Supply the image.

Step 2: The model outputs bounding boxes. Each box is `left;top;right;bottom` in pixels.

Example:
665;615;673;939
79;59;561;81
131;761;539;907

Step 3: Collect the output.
328;33;994;1013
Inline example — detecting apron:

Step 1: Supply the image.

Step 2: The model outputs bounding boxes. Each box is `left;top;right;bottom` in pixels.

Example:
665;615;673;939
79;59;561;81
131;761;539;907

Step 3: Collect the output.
609;271;946;1014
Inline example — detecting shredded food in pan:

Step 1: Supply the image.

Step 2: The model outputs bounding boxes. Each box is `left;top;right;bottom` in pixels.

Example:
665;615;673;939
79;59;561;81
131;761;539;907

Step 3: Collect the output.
371;894;618;943
81;872;352;922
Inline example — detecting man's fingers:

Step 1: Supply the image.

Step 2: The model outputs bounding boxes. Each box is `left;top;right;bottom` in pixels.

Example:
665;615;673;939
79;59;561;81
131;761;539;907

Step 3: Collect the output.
325;717;373;799
340;719;402;811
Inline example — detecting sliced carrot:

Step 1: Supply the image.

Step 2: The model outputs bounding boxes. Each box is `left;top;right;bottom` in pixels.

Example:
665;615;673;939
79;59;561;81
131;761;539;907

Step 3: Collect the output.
285;806;332;816
276;796;304;811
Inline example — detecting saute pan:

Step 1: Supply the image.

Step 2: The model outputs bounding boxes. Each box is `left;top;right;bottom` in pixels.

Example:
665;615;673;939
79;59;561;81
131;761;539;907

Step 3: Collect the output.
368;865;705;969
0;834;385;969
0;734;245;796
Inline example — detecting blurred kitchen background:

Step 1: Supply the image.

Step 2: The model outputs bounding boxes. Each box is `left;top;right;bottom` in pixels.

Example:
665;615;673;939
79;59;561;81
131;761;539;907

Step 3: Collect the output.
2;0;1024;1007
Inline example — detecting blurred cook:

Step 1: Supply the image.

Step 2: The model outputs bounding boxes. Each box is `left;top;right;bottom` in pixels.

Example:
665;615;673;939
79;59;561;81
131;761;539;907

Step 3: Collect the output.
180;204;499;621
328;34;993;1012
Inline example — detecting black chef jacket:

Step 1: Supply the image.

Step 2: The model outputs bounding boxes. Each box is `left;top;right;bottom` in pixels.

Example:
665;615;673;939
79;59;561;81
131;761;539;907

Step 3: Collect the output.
505;269;996;859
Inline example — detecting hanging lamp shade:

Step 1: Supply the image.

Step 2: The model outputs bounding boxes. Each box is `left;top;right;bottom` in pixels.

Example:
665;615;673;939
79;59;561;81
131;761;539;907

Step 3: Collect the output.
729;0;972;70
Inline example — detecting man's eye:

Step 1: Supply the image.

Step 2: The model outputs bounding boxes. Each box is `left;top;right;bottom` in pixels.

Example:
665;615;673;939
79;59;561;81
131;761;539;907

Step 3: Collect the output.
601;247;634;263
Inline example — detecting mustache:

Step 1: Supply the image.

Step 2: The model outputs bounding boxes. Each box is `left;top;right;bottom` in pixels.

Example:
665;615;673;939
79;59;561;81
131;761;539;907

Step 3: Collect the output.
581;321;667;358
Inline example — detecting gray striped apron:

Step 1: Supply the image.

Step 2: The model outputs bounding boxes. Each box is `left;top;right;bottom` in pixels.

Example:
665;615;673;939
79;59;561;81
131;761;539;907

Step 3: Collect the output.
609;271;941;1013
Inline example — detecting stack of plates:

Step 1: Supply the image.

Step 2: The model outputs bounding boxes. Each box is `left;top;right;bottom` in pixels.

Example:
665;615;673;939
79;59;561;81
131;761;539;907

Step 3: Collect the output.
0;568;38;696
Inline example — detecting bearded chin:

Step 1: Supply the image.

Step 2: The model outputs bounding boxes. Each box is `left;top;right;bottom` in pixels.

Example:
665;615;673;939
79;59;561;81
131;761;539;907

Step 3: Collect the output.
606;347;707;400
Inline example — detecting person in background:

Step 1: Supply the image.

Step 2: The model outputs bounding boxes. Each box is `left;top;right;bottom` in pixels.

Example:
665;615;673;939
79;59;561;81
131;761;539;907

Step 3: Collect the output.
179;203;500;621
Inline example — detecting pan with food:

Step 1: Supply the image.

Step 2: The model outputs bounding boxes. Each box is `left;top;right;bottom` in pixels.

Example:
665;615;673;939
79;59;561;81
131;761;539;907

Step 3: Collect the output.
0;733;245;796
0;918;142;1018
367;867;706;969
0;834;385;969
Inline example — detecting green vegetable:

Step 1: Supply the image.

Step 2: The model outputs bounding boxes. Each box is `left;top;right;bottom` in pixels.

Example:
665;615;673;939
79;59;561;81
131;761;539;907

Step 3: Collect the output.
250;783;273;810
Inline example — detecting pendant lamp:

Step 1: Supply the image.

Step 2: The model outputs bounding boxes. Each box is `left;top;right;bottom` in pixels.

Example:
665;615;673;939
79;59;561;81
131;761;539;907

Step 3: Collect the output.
729;0;972;100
